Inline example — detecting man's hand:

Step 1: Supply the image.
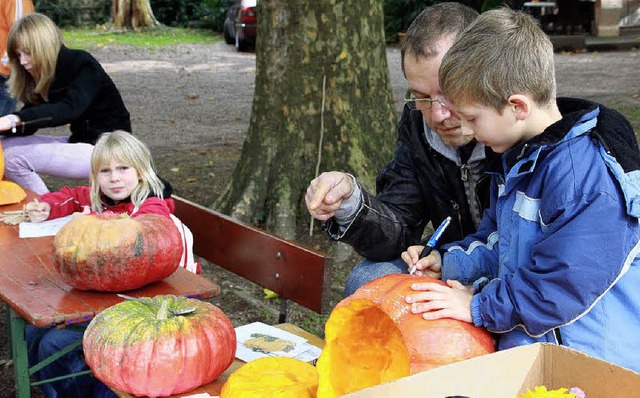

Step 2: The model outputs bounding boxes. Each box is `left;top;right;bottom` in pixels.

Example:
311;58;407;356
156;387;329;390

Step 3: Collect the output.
305;171;354;220
401;246;442;279
405;280;473;323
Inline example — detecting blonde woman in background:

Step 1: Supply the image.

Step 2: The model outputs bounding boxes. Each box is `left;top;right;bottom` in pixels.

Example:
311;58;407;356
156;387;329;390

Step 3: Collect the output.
0;13;130;194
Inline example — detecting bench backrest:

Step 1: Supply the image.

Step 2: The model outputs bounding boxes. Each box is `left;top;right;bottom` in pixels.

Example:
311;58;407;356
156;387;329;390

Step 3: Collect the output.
173;195;333;314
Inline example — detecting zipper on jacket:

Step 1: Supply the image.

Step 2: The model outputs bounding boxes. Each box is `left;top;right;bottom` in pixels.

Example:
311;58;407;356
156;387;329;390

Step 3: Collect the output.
451;200;463;236
516;143;530;161
460;164;469;181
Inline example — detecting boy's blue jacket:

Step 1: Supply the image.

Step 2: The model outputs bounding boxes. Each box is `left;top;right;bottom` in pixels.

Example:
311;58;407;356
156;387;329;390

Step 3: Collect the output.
442;97;640;372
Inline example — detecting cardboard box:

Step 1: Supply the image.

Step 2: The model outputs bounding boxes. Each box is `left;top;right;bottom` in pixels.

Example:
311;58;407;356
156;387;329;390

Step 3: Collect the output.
344;343;640;397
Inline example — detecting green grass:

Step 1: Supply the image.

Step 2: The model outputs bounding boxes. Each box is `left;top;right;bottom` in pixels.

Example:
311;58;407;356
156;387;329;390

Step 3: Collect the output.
62;26;222;50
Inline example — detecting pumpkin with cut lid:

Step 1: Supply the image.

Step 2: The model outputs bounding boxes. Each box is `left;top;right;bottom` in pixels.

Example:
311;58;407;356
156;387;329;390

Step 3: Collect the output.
315;274;495;397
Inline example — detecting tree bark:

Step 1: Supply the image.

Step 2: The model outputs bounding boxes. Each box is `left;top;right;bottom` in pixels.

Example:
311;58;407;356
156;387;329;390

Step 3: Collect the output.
112;0;160;29
216;0;397;240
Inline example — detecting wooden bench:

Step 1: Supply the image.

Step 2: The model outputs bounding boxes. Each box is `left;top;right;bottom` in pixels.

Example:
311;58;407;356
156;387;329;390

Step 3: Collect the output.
172;195;333;323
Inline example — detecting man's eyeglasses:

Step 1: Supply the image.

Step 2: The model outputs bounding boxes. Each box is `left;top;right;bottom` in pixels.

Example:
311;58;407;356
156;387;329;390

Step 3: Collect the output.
404;90;448;110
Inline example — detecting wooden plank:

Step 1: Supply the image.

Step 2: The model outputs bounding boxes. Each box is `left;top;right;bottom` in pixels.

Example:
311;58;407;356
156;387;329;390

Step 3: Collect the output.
173;195;332;314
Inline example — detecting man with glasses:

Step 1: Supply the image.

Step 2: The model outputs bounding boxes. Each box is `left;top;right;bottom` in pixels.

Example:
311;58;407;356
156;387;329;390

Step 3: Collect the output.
305;2;499;296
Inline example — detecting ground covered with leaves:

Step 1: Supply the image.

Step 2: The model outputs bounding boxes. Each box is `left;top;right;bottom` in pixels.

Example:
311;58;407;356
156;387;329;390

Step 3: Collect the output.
0;41;638;397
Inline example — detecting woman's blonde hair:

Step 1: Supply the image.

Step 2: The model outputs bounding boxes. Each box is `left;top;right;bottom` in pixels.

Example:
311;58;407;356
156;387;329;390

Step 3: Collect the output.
440;8;556;112
90;131;165;213
7;13;63;103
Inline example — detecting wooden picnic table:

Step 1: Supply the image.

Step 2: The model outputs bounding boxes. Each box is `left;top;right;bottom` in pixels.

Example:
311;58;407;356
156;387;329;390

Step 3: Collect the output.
0;192;221;398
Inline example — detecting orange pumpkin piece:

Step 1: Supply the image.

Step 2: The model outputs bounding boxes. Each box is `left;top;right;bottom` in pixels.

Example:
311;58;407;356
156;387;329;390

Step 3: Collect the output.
0;180;26;205
316;274;495;398
0;141;26;205
221;357;318;398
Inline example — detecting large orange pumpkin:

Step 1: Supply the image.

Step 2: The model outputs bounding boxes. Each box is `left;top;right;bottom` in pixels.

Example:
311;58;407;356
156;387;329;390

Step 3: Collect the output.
83;295;237;398
53;212;183;291
0;141;26;205
316;274;495;397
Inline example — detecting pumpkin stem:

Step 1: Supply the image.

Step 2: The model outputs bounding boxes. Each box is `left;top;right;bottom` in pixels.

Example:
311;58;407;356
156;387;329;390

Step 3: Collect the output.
157;299;170;320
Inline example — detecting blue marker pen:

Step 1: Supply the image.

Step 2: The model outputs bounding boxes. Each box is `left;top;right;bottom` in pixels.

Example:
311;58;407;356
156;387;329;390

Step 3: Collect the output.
409;216;452;275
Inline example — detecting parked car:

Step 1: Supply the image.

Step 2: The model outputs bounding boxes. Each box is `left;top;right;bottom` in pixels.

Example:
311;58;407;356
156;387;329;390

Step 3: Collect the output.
223;0;257;52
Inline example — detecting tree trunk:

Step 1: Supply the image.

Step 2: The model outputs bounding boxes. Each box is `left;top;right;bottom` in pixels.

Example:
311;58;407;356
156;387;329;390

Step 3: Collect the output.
215;0;397;240
112;0;160;29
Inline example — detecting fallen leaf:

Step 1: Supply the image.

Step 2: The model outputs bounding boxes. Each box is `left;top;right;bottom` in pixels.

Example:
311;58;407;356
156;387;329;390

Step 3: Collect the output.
263;288;279;299
186;177;197;183
170;167;180;172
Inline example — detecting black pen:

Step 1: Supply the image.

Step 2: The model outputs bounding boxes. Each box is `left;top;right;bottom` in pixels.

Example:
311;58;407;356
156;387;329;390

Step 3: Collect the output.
410;216;452;275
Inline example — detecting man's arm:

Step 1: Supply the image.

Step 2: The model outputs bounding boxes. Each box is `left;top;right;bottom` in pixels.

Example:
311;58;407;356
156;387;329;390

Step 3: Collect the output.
307;108;432;261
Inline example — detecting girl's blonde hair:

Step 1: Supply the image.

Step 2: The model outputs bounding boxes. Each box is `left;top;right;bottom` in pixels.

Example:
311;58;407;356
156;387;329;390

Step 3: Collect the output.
7;13;63;103
90;131;165;213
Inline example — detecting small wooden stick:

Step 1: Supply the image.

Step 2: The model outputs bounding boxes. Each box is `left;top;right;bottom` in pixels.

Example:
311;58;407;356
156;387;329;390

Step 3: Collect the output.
0;210;26;215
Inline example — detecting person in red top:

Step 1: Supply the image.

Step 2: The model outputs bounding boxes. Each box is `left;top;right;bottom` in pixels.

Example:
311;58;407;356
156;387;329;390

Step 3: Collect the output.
24;130;196;398
26;129;174;221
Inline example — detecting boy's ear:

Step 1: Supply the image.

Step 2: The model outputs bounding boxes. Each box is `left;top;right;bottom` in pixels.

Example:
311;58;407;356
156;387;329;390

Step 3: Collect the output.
508;94;530;121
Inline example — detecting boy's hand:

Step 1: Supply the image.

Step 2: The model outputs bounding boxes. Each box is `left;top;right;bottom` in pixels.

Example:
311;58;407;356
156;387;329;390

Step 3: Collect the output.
305;171;354;220
405;280;473;323
25;201;51;223
401;246;442;278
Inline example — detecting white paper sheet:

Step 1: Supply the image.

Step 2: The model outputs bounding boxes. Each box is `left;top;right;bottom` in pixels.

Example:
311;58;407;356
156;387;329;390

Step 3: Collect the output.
293;343;323;363
19;215;74;238
234;321;314;363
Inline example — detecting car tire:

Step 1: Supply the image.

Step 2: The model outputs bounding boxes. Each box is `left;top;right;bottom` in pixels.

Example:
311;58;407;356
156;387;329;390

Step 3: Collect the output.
224;25;234;44
235;31;248;52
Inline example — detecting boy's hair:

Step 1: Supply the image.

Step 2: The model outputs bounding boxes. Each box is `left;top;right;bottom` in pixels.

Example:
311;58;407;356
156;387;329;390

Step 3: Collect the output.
7;13;63;103
90;131;165;213
439;8;556;112
401;2;479;73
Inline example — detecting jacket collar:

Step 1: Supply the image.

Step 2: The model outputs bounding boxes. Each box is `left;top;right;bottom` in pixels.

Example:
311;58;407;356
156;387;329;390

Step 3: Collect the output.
422;117;487;165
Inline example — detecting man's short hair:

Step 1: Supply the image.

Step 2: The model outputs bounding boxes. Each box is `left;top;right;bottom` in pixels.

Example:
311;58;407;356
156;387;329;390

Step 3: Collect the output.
440;8;556;111
401;2;479;73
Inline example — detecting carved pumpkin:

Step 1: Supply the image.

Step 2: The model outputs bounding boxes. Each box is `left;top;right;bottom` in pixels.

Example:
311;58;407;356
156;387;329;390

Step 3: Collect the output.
0;141;26;205
53;213;183;292
83;295;236;397
316;274;495;397
221;357;319;398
